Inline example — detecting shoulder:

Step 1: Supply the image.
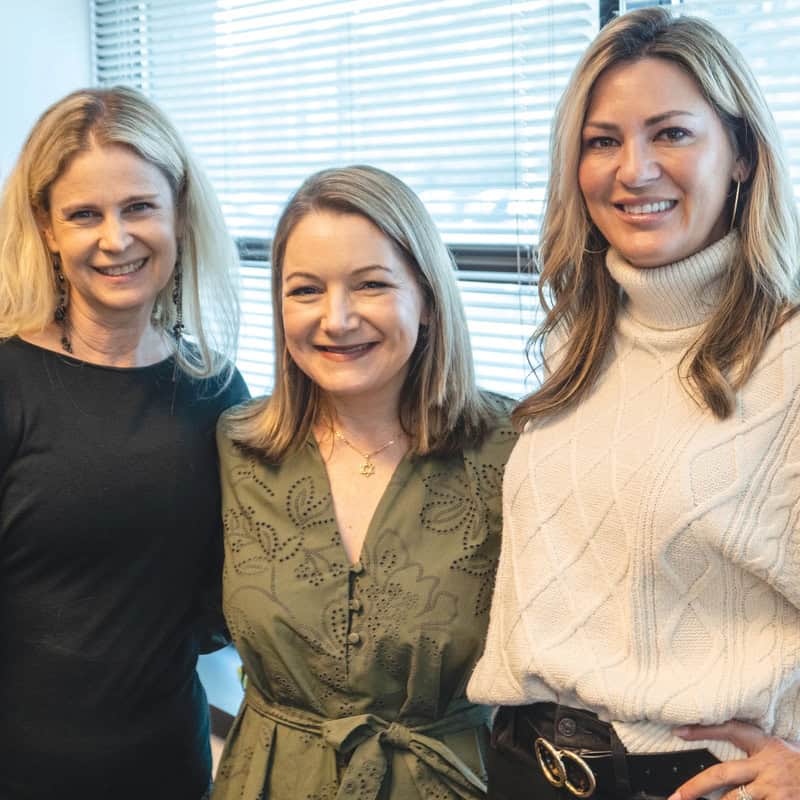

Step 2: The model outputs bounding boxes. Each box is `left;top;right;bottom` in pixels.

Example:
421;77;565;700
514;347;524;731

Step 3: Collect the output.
543;322;570;371
756;311;800;391
0;336;40;368
180;363;250;411
216;394;267;455
0;337;51;401
472;390;519;464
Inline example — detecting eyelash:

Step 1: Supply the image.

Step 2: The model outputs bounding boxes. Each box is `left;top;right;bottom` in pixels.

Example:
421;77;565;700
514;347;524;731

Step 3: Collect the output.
126;201;156;213
657;127;691;142
286;286;321;297
285;281;391;297
69;209;97;220
585;136;617;149
68;202;154;221
584;127;692;149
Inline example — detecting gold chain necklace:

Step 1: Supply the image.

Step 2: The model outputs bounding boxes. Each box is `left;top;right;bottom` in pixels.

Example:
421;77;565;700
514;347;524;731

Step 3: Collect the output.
334;430;396;477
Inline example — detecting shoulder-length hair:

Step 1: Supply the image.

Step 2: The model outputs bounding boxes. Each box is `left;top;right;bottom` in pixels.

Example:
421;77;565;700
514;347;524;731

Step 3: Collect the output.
515;7;800;426
0;86;239;379
226;164;495;460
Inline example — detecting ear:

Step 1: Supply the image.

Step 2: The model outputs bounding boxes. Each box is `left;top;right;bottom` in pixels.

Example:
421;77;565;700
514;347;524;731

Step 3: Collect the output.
34;207;58;254
733;155;751;184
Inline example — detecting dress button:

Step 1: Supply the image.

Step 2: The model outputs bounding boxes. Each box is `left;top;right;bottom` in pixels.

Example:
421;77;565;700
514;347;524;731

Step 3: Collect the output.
350;561;364;575
349;598;362;612
347;632;362;645
557;717;577;737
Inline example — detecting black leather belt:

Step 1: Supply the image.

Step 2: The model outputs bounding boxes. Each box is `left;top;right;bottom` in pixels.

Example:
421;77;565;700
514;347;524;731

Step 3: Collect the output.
490;704;719;799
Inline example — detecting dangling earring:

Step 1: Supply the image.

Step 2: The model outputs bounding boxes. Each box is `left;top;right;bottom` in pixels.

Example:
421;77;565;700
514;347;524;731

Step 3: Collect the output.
584;228;607;256
52;253;72;354
729;180;741;232
171;251;185;344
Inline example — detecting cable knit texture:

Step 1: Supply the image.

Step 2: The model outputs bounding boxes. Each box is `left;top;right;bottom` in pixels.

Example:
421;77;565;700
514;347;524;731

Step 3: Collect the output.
469;233;800;763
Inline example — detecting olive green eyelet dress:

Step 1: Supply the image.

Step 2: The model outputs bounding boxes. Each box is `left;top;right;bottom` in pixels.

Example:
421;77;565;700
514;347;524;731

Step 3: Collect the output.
213;402;516;800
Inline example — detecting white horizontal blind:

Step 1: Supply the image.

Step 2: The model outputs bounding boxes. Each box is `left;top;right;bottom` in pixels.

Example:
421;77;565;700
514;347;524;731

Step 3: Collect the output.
92;0;599;397
620;1;800;201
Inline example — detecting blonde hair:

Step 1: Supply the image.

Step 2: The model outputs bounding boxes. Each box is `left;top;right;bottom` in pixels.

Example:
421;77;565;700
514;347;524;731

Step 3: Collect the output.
226;165;496;459
515;7;800;426
0;86;239;378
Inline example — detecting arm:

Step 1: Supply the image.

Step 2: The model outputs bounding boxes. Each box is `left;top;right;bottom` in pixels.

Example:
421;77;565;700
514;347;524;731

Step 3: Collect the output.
195;373;251;653
671;339;800;800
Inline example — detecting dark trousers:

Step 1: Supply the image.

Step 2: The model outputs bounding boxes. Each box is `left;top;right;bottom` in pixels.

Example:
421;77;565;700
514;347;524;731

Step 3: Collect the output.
487;704;715;800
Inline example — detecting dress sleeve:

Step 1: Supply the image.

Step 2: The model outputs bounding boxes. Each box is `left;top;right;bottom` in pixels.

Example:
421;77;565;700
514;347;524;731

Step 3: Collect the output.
0;369;23;480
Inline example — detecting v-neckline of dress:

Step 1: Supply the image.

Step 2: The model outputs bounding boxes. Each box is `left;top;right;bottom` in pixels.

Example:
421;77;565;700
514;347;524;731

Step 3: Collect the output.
308;436;416;567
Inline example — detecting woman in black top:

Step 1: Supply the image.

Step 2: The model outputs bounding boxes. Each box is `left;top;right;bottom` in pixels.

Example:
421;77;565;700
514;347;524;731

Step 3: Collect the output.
0;87;248;799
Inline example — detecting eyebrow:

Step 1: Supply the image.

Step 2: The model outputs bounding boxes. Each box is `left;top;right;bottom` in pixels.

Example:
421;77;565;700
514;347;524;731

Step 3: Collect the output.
583;110;699;130
283;264;392;281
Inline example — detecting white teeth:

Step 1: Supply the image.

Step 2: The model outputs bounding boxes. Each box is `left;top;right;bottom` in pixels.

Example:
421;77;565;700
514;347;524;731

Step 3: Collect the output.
97;258;146;276
622;200;676;214
318;344;371;352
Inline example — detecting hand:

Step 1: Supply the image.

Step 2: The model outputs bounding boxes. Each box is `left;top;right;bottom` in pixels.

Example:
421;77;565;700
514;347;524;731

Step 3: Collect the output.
667;720;800;800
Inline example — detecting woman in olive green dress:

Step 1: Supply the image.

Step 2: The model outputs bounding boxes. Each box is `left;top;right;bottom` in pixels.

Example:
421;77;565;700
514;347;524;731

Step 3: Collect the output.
213;165;517;800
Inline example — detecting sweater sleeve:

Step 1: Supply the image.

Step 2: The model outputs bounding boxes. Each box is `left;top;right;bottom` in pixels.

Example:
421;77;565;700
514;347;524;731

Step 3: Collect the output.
467;432;540;705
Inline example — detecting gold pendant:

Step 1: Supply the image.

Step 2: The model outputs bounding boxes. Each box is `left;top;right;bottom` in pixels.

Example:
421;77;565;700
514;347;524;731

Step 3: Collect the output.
360;460;376;477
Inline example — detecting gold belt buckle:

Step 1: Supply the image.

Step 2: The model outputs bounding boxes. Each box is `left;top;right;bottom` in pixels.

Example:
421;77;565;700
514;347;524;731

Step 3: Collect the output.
533;737;597;798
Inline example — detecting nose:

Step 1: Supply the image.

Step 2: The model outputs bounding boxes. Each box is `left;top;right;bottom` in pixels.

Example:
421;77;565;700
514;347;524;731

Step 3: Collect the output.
321;288;358;334
617;140;660;187
98;214;132;252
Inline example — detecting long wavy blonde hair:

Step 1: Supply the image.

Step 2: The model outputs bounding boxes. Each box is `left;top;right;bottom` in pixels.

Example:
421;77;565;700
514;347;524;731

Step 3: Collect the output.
225;165;497;460
515;7;800;426
0;86;239;378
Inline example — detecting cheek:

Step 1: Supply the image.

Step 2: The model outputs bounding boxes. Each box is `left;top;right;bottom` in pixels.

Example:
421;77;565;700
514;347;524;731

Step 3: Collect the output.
281;306;308;347
577;161;603;219
577;158;595;197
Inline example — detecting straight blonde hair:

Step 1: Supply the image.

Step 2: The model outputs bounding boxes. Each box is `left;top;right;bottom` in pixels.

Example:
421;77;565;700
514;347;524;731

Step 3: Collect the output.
0;86;239;379
515;7;800;426
225;165;497;460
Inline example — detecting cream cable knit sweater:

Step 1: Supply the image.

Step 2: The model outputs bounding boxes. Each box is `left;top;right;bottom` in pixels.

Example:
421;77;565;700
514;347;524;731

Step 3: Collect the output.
469;233;800;762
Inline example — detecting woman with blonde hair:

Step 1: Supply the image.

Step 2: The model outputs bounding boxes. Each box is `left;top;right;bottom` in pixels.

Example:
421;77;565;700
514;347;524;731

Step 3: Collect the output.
0;86;248;798
213;165;516;799
470;8;800;800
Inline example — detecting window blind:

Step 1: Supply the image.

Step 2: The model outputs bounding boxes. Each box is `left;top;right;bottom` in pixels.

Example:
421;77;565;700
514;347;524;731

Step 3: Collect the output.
92;0;599;397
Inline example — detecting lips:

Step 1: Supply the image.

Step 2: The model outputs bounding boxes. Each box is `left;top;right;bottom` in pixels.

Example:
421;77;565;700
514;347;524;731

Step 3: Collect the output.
616;199;677;215
91;257;147;276
314;343;376;355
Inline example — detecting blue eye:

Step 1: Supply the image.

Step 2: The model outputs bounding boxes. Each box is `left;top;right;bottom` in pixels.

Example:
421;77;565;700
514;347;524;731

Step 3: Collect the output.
287;285;321;297
69;209;97;220
126;201;153;213
359;280;389;290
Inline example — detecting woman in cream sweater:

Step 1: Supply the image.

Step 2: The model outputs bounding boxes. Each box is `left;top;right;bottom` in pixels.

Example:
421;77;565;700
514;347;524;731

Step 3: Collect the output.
470;8;800;800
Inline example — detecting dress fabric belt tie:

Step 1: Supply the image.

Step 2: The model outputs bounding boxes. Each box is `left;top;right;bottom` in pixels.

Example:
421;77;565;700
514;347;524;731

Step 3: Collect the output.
244;683;489;799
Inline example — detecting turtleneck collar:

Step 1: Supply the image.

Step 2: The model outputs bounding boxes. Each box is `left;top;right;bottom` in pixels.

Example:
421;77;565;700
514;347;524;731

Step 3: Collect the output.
605;232;738;331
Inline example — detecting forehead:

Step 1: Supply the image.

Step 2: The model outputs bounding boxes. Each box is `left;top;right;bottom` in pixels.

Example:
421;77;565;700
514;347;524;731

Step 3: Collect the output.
586;56;712;119
283;210;409;272
50;143;173;201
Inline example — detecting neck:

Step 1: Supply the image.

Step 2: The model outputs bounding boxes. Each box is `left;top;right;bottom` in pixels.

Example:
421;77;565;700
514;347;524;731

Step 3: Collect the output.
318;393;402;446
28;303;169;368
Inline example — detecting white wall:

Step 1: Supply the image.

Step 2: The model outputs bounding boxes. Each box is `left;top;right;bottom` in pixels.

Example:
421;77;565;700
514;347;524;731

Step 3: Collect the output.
0;0;91;181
